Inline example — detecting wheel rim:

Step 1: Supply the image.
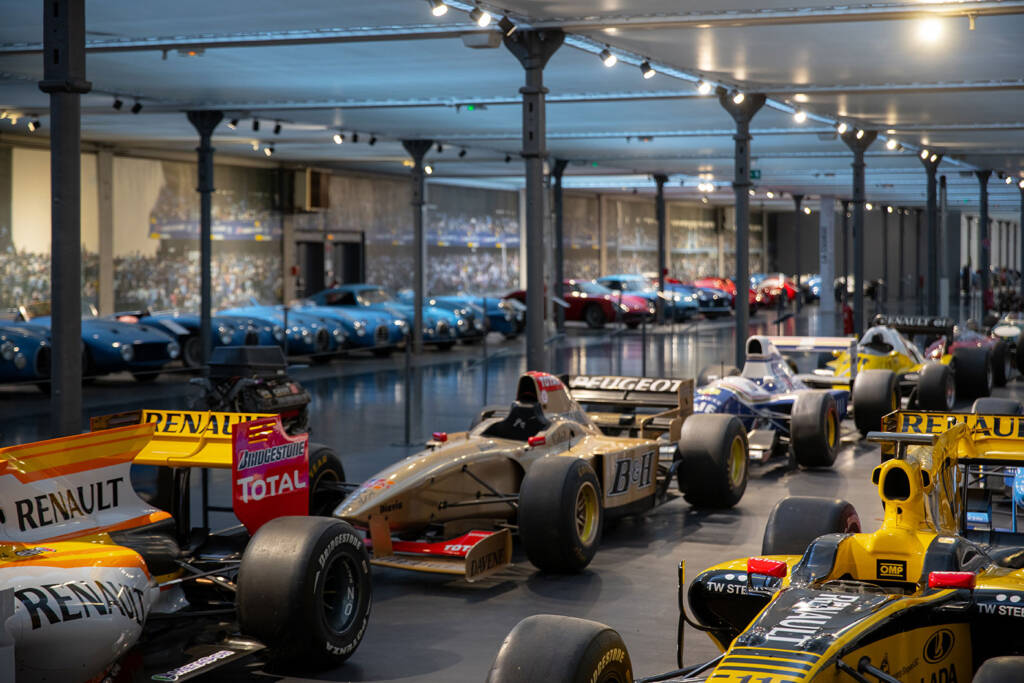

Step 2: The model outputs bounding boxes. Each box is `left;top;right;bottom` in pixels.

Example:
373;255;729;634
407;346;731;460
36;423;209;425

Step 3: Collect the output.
321;552;359;634
945;373;956;409
826;410;837;448
729;436;746;488
574;481;600;546
311;466;342;516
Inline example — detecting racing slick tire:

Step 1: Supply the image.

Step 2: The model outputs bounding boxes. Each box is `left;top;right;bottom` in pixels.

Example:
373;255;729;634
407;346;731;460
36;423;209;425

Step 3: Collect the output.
852;369;899;436
584;304;607;329
974;657;1024;683
992;340;1011;387
918;361;957;411
790;391;840;468
676;414;748;509
953;346;992;400
697;363;740;386
519;457;603;573
761;497;861;556
308;444;347;516
487;615;632;683
237;516;371;665
971;397;1024;415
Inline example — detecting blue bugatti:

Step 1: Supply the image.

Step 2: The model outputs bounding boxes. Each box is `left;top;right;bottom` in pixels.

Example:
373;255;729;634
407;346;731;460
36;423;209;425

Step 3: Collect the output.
218;305;347;359
0;323;51;389
293;301;406;356
114;310;278;368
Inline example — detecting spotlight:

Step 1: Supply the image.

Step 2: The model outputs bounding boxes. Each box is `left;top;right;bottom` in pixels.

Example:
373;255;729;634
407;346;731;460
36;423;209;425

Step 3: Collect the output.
437;143;444;153
251;140;259;151
368;136;377;145
253;119;260;132
112;98;123;111
469;7;492;27
803;206;812;215
228;119;239;129
458;149;467;158
765;191;775;199
886;138;898;150
917;18;943;44
498;15;517;37
428;0;448;16
837;122;848;135
930;153;938;163
887;206;894;214
264;146;274;157
701;195;709;204
273;122;282;135
1007;176;1015;185
131;101;142;114
333;133;343;144
855;129;864;140
696;80;712;95
920;149;929;159
27;119;40;132
426;165;436;175
504;154;512;163
351;132;359;143
732;91;745;105
866;203;874;211
640;61;656;79
748;189;756;197
793;110;807;123
600;48;617;67
1019;179;1024;190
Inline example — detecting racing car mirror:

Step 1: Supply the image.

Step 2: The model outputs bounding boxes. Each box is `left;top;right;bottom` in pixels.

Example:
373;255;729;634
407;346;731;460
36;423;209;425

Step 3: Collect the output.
231;416;309;534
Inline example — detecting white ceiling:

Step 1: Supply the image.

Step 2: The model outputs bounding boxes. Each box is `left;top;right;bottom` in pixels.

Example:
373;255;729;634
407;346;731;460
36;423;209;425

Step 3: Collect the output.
1;0;1023;215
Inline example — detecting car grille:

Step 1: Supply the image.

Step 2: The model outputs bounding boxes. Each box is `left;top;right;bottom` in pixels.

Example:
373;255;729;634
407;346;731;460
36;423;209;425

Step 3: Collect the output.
244;329;260;345
374;325;389;345
132;342;170;362
35;346;51;377
437;320;451;337
315;328;330;352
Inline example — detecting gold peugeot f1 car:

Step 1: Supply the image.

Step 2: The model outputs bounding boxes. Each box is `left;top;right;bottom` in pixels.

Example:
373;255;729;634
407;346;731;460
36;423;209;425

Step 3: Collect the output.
488;408;1024;683
335;372;748;581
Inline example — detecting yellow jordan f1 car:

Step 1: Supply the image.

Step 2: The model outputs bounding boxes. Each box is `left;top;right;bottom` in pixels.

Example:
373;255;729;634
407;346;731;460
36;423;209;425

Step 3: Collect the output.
488;409;1024;683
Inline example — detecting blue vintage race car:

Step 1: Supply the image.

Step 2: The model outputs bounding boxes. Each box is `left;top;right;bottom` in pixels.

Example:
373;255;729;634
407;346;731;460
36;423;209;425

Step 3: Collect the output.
12;302;180;382
308;285;459;350
293;301;406;356
803;274;823;301
597;273;687;322
218;305;346;359
113;310;277;368
397;291;523;339
0;323;51;389
695;335;849;469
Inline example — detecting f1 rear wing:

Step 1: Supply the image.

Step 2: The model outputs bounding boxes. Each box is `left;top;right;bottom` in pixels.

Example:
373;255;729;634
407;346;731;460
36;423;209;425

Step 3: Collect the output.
880;410;1024;464
871;314;954;337
767;335;855;353
564;375;693;440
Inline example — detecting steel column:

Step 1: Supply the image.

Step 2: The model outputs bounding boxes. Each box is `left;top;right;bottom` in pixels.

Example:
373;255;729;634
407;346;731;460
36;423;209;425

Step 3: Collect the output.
915;209;922;312
881;206;889;305
1020;186;1024;297
978;170;992;318
898;209;906;301
719;91;766;367
840;129;877;335
186;111;223;368
793;194;804;312
841;200;850;298
654;173;668;323
921;153;942;312
40;0;91;436
505;29;564;372
96;147;114;315
402;140;433;354
552;158;568;332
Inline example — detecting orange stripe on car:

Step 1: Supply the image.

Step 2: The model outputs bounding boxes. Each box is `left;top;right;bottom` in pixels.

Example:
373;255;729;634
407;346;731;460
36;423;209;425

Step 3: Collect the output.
0;425;154;483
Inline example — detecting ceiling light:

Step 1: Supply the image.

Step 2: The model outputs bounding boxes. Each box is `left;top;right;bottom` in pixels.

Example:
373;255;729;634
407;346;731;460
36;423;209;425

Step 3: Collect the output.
131;101;142;114
458;149;467;158
640;61;656;79
368;136;377;145
27;119;40;132
930;154;938;163
917;17;943;44
273;122;282;135
748;189;756;197
696;80;712;95
766;191;775;199
886;138;898;150
855;129;864;139
251;140;259;151
920;149;929;159
428;0;448;16
253;119;260;132
701;195;709;204
227;118;238;129
887;206;894;214
333;133;343;144
498;15;517;37
732;92;745;105
112;98;123;111
470;7;492;27
264;146;274;157
1019;179;1024;190
599;48;617;67
793;93;809;103
1006;176;1014;185
865;203;874;211
793;110;807;123
837;122;848;135
803;206;812;215
424;165;434;175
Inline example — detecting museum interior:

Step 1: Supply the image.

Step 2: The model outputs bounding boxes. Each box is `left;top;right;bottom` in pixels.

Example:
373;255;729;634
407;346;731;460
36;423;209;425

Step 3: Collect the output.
2;2;1024;682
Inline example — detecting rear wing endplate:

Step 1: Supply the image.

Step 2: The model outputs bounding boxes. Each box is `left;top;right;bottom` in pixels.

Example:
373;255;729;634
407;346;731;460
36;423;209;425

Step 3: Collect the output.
768;335;855;353
564;375;693;440
880;410;1024;463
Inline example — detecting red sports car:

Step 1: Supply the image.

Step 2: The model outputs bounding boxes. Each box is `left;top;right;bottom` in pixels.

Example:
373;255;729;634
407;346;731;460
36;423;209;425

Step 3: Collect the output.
507;280;653;329
757;273;799;304
691;276;763;314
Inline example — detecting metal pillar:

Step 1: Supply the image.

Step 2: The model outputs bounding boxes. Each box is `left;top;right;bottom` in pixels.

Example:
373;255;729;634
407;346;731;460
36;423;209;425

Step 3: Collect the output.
40;0;91;436
1020;185;1024;298
719;90;766;367
977;170;992;319
654;173;668;323
841;200;850;296
881;206;889;304
840;129;877;336
186;111;223;369
96;147;114;315
793;194;803;312
505;29;564;372
920;153;941;313
552;158;568;332
915;209;922;312
402;139;433;354
898;209;906;301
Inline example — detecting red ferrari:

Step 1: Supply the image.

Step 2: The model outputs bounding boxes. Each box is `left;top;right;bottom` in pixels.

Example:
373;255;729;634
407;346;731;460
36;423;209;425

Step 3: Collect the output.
691;276;763;314
507;280;653;329
757;273;799;304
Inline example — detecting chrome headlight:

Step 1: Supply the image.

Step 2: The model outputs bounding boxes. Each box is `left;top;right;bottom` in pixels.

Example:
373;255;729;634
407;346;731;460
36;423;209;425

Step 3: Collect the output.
333;327;346;340
167;341;180;359
120;344;134;362
474;318;485;331
0;341;14;361
272;325;285;342
218;326;233;345
301;328;314;344
457;317;467;328
13;352;26;370
393;319;408;328
619;303;630;312
354;320;368;336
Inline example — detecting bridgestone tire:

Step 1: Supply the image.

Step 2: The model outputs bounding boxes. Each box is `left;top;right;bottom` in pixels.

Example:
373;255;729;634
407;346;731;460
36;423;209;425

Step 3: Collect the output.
974;657;1024;683
676;414;748;509
790;391;839;468
992;340;1010;387
918;362;956;411
584;304;607;329
697;364;741;386
308;444;346;517
971;397;1024;415
487;615;632;683
852;369;899;436
237;516;371;664
761;497;860;556
519;457;603;573
953;346;991;400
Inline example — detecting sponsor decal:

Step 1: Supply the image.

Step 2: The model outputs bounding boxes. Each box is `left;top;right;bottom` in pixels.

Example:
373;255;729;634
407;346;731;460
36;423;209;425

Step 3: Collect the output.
14;579;147;629
762;592;860;646
608;452;654;496
236;441;305;471
877;559;908;581
467;548;506;579
569;375;682;394
231;417;309;534
379;501;402;513
526;371;564;391
151;650;236;681
10;477;124;532
918;664;958;683
142;410;265;436
898;412;1024;438
705;572;751;595
978;591;1024;617
873;314;955;331
14;546;55;557
589;647;627;683
923;628;955;664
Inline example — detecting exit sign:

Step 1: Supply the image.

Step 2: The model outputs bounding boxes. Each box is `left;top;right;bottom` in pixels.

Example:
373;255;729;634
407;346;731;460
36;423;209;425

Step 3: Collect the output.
750;169;762;180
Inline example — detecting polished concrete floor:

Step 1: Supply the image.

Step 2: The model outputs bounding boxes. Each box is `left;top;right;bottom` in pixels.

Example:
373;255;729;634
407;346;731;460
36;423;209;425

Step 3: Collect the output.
2;302;1019;682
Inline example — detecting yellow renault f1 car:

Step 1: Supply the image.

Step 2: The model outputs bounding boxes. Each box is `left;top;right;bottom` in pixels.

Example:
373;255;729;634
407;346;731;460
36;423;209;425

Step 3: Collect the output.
773;314;994;436
335;372;748;581
488;409;1024;683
